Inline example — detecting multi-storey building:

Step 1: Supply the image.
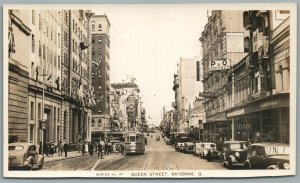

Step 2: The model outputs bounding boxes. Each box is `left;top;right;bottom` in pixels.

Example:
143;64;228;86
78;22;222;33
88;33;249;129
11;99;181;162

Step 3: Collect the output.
200;10;249;143
90;15;111;140
200;10;290;144
8;10;31;143
7;10;94;152
174;56;202;132
111;81;141;131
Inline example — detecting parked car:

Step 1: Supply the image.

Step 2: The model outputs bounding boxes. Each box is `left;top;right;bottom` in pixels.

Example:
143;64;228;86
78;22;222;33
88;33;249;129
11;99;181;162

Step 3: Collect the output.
198;143;217;159
175;142;185;152
222;141;249;169
156;136;160;141
244;143;290;169
206;147;222;162
8;143;44;170
183;142;194;153
193;143;202;156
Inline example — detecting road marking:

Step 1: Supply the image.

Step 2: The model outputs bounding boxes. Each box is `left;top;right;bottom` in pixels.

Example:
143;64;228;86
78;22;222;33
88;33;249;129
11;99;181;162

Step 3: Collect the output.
91;158;102;171
159;151;169;170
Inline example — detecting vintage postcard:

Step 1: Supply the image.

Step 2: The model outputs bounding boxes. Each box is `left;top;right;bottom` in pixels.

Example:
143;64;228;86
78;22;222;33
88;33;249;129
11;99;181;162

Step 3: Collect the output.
3;3;296;178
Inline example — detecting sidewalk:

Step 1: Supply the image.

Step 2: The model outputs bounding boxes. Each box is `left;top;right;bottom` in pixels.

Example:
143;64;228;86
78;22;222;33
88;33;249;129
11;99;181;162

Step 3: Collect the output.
44;151;125;163
43;151;82;163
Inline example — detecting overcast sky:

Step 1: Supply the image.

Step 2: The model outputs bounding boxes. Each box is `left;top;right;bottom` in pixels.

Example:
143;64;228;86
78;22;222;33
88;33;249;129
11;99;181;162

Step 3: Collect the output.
93;5;207;126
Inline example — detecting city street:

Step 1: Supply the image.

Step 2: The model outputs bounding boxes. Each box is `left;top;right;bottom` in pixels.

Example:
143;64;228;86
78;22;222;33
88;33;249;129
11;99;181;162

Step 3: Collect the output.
40;133;226;171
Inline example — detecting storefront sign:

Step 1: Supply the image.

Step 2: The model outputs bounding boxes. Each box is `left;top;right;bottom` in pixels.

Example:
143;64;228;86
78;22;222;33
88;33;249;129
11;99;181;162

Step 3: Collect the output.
209;59;230;71
227;108;245;117
234;123;252;130
226;32;244;53
260;100;279;109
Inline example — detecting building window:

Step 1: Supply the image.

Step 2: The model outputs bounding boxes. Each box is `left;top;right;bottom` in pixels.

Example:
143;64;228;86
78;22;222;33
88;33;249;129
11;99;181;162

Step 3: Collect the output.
54;107;56;124
91;119;95;127
92;24;95;31
98;48;102;54
65;12;68;23
92;38;95;43
92;48;95;54
58;33;61;48
58;108;60;123
58;55;60;70
29;125;34;143
31;62;34;78
38;41;41;57
32;35;35;53
39;14;42;30
72;39;75;52
196;61;200;81
30;101;34;120
98;38;102;43
98;119;101;127
38;103;41;120
43;44;46;59
98;24;102;31
32;10;35;25
72;20;75;32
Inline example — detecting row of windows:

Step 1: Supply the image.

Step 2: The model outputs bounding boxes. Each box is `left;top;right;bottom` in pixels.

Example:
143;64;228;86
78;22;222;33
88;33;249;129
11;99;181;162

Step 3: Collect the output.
91;24;102;31
30;101;60;123
91;119;102;127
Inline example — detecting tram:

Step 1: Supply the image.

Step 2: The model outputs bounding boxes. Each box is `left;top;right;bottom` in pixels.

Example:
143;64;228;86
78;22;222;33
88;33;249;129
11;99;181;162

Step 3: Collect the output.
124;131;145;154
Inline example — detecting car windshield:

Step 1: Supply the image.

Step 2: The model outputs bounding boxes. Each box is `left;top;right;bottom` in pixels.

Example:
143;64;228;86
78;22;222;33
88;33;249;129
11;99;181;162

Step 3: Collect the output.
204;144;215;149
264;146;290;155
186;142;193;146
9;145;24;151
230;143;247;150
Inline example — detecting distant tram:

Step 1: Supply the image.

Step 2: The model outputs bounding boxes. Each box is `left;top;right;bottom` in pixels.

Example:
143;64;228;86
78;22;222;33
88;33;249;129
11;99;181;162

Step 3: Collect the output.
124;131;145;154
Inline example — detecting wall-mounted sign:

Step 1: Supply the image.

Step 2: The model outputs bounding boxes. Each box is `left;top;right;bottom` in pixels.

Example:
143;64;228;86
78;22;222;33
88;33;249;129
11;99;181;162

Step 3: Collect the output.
199;92;215;98
227;108;245;118
210;59;230;71
226;32;244;53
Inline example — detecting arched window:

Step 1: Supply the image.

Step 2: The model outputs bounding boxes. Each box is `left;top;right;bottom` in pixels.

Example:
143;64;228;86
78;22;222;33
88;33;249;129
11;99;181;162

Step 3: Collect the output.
91;119;95;127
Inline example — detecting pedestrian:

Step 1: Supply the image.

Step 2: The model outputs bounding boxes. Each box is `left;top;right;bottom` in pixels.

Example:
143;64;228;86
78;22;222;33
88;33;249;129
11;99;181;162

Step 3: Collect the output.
49;141;55;157
57;141;61;156
89;142;94;157
105;142;108;155
81;142;85;156
95;142;103;159
63;142;69;157
59;141;64;156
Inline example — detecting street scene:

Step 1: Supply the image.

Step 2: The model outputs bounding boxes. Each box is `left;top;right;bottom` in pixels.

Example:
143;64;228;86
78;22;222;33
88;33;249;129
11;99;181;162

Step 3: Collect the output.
40;131;225;171
5;4;295;177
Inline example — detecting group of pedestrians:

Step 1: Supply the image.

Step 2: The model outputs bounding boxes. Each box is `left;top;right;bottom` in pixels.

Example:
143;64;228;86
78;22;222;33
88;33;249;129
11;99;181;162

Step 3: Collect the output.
43;140;70;158
78;141;125;158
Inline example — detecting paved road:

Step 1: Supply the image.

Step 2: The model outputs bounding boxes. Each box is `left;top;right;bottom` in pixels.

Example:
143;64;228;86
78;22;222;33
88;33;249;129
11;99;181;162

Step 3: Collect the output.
40;133;226;171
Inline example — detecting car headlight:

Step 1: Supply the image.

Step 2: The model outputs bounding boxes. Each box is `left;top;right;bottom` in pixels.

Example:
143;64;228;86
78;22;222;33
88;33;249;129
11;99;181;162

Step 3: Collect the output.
235;152;240;157
283;163;290;170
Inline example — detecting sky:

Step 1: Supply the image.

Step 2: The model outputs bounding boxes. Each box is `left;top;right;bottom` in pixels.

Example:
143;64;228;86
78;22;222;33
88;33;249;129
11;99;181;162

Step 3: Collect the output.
93;5;208;126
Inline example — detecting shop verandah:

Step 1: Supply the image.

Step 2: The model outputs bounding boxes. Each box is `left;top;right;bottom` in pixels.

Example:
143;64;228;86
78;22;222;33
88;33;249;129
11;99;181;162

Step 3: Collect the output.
203;93;290;146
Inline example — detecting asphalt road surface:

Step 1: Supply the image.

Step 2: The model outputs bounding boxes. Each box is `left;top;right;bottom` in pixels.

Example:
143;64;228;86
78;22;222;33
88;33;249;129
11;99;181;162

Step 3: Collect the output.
40;133;226;171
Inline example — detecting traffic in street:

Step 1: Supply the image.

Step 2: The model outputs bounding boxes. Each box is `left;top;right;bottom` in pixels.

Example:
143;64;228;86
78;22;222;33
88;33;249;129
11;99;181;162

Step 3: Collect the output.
38;131;225;171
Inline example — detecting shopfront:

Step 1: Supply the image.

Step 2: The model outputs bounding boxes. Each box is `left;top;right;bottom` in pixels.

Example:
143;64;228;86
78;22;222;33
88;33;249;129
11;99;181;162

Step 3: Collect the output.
227;93;289;143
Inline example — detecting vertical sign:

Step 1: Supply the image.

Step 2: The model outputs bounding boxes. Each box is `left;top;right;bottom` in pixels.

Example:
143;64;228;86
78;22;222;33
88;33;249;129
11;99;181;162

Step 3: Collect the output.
226;32;244;52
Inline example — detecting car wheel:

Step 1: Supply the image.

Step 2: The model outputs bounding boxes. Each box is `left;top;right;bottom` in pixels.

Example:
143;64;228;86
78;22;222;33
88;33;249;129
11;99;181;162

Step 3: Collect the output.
227;158;233;169
244;162;250;169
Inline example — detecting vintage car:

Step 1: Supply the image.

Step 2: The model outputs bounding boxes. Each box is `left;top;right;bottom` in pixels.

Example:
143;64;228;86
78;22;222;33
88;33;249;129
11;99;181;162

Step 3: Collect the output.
8;143;44;170
193;143;202;156
182;142;194;154
222;141;249;169
175;142;185;152
244;143;290;169
156;135;160;141
198;143;217;159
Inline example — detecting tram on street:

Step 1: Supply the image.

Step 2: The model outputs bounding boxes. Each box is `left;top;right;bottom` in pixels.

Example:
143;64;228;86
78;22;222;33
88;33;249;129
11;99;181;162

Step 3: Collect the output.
124;131;145;154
